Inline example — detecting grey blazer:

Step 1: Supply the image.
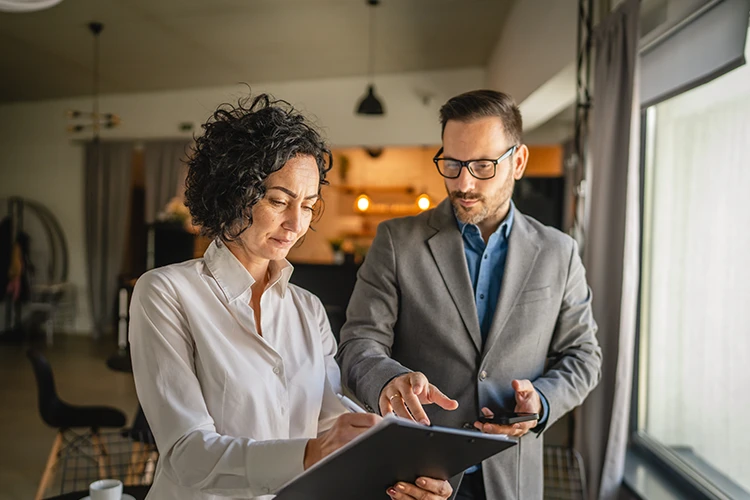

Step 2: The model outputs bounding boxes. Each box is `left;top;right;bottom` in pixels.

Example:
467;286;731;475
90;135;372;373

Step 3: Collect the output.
336;199;602;500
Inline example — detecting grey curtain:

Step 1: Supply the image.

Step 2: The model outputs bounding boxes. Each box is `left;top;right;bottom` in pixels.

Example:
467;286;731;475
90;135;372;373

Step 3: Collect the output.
575;0;641;499
144;140;191;223
85;141;133;337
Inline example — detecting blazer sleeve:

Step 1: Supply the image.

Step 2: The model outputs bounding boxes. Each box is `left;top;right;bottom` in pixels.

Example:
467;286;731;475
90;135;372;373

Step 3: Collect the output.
532;239;602;432
336;222;412;413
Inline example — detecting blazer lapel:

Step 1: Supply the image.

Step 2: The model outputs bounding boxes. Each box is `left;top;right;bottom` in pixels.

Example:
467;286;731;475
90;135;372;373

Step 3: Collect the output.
483;213;541;357
427;200;482;353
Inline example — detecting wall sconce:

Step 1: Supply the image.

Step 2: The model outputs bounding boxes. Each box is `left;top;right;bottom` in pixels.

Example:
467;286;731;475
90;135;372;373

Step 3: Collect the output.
355;194;371;212
416;193;431;211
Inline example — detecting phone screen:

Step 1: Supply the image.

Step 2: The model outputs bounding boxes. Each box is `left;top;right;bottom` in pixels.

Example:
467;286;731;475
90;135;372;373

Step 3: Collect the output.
478;412;539;425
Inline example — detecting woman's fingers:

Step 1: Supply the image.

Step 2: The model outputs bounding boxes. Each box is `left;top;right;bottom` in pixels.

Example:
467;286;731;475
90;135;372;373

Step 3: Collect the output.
472;420;535;437
387;478;453;499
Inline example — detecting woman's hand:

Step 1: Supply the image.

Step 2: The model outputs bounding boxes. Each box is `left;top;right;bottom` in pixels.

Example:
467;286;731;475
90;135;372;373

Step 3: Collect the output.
303;413;381;469
387;477;453;500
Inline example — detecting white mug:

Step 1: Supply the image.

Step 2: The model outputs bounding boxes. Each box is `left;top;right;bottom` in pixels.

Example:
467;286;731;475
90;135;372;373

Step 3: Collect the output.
89;479;123;500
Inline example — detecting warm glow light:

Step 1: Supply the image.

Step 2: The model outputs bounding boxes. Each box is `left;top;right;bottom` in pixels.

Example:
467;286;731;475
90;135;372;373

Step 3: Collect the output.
355;194;371;212
416;194;431;211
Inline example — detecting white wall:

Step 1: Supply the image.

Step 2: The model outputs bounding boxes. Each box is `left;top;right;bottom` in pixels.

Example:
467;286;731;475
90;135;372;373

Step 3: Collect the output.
0;67;484;334
486;0;578;105
523;115;574;145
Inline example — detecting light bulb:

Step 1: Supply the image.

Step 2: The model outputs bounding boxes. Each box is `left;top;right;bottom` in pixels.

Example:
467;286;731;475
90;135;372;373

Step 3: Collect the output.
355;194;371;212
416;194;431;211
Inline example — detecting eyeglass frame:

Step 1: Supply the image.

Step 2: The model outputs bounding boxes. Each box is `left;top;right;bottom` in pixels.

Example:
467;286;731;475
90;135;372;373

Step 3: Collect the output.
432;145;518;179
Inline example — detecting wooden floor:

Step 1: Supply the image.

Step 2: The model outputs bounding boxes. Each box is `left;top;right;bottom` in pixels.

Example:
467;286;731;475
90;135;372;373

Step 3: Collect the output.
0;334;139;500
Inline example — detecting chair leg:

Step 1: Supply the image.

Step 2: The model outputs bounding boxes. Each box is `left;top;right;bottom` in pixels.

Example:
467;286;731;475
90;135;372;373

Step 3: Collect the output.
142;448;158;484
45;317;54;346
91;432;110;479
125;441;143;486
36;432;63;500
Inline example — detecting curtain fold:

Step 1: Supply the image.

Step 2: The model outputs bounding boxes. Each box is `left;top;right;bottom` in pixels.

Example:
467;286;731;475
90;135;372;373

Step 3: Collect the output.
144;140;191;224
575;0;641;498
84;141;133;337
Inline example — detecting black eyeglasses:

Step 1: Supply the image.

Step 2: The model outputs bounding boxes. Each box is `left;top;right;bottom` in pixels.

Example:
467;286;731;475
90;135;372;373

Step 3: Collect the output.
433;145;518;180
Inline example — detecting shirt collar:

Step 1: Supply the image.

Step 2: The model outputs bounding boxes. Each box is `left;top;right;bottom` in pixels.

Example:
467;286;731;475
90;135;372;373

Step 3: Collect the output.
203;239;294;302
455;200;516;240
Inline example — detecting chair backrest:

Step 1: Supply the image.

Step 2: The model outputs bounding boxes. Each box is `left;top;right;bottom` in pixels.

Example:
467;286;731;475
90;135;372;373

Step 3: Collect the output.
26;349;63;428
128;405;156;446
288;263;359;341
543;445;587;500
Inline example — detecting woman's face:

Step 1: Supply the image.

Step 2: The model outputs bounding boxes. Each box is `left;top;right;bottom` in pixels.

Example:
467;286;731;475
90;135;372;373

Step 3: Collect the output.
240;155;320;262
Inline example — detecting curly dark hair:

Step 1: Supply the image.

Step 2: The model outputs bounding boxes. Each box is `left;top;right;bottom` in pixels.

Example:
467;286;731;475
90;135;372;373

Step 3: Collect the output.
185;93;332;242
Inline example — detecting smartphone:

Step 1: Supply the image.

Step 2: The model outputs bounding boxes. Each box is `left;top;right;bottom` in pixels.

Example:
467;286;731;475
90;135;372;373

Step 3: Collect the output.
478;412;539;425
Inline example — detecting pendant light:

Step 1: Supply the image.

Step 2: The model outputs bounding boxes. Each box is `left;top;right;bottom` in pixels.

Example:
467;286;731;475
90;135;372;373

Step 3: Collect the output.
0;0;63;13
67;22;120;134
355;0;385;116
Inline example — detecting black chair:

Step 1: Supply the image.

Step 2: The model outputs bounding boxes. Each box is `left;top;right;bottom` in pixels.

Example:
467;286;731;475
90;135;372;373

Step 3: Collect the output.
122;406;154;445
122;406;159;486
288;263;359;341
27;349;127;500
543;445;587;499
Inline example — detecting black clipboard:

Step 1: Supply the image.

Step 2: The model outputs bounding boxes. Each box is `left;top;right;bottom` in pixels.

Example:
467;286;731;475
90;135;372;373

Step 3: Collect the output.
275;415;516;500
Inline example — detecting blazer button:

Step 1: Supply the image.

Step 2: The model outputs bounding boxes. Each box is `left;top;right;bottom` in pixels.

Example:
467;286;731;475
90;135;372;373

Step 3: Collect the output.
479;370;488;380
463;422;474;429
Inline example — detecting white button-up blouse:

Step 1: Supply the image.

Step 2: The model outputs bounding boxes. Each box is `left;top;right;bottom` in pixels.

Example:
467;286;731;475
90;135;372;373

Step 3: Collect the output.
129;240;347;500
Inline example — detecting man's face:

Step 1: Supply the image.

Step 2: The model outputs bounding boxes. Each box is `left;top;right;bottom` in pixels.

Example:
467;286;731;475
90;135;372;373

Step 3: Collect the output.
442;117;528;230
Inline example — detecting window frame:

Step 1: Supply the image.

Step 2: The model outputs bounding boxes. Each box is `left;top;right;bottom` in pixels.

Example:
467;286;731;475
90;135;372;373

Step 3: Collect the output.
629;101;750;500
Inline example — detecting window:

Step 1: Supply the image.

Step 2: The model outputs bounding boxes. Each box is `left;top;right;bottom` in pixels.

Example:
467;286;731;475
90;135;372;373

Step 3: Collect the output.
636;32;750;498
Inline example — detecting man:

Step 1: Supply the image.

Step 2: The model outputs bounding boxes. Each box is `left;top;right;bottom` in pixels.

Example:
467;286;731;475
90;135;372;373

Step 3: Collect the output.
336;90;602;499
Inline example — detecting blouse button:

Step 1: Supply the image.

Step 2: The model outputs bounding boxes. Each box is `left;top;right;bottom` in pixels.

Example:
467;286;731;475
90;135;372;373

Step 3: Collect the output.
273;366;281;375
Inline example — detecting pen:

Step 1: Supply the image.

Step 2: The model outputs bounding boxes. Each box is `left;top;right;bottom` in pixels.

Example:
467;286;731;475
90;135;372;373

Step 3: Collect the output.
337;393;366;413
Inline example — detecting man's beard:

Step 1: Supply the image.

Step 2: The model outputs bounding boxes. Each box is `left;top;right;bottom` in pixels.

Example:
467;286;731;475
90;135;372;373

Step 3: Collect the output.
448;176;515;226
449;191;489;225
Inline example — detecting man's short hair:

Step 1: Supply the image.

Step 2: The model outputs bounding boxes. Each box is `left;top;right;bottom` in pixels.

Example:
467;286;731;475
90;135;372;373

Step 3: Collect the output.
439;89;523;145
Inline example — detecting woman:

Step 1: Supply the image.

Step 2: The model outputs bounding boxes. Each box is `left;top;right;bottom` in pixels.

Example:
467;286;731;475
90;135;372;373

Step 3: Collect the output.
129;94;453;500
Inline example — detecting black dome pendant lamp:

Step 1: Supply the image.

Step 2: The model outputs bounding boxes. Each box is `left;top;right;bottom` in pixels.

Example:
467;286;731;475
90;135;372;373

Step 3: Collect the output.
356;0;385;116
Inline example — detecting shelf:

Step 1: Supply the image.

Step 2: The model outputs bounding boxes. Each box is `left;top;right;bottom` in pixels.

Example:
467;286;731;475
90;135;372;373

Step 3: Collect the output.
354;203;426;216
342;231;377;238
332;185;417;195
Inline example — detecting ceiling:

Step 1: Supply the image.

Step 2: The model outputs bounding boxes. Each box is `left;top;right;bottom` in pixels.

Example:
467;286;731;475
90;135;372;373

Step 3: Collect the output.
0;0;513;103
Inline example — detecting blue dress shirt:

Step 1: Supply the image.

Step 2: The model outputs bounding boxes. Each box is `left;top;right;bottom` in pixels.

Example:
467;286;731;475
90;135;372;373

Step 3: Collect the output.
457;203;515;343
456;202;548;474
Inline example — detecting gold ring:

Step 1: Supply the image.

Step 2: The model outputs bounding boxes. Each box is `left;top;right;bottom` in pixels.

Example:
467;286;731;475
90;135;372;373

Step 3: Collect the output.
389;394;403;402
